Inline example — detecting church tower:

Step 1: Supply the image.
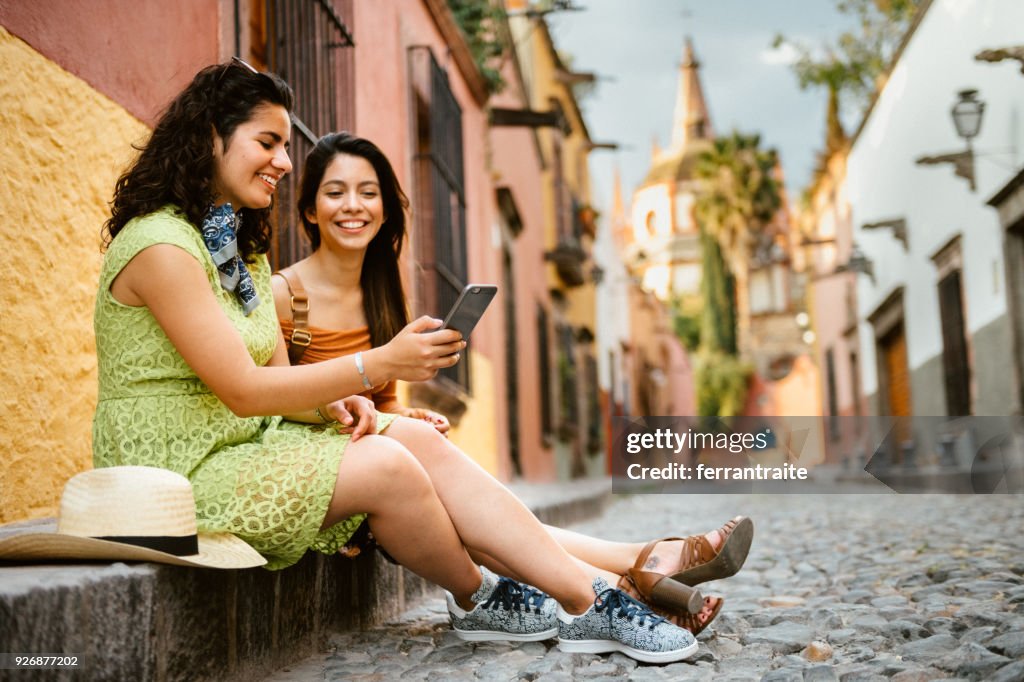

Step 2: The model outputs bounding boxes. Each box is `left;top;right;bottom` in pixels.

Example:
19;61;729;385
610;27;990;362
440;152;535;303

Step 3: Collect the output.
626;38;714;302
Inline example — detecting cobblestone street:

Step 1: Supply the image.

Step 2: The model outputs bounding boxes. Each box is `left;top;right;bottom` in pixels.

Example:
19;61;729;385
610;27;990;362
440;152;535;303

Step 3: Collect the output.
265;492;1024;681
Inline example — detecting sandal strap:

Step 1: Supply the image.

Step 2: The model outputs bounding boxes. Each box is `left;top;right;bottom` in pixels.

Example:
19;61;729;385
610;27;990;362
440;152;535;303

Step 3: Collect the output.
675;610;701;634
617;575;722;636
633;516;747;575
719;517;742;542
680;534;716;569
633;534;716;574
674;596;723;636
632;536;685;572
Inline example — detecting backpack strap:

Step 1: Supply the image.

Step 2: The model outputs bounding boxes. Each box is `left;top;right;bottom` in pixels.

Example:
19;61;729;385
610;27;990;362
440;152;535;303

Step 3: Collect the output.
274;267;311;365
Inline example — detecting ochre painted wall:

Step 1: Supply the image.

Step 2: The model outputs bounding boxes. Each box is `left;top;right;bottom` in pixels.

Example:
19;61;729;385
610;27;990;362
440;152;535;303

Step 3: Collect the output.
392;352;499;475
447;355;499;475
0;28;149;522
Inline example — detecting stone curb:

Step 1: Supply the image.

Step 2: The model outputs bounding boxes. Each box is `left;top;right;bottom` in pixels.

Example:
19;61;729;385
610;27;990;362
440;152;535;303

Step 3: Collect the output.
0;477;611;681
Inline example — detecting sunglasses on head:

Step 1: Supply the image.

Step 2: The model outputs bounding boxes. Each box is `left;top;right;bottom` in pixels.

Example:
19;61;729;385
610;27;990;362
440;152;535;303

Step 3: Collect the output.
231;56;259;74
216;56;262;86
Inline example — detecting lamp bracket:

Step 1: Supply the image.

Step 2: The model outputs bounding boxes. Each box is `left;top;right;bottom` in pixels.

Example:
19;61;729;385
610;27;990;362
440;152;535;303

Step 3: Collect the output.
862;218;909;251
916;150;976;191
975;46;1024;75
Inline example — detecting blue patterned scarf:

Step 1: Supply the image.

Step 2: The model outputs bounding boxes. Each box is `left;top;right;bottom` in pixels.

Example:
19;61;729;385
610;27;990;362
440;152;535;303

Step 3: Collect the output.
200;203;260;316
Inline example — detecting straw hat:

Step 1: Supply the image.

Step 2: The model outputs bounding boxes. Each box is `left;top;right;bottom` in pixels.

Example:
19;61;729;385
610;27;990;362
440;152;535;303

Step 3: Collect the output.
0;466;265;569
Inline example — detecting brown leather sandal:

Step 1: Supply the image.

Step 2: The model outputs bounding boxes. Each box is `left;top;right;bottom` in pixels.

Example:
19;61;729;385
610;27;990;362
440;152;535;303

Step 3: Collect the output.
626;516;753;612
617;575;724;636
626;562;706;614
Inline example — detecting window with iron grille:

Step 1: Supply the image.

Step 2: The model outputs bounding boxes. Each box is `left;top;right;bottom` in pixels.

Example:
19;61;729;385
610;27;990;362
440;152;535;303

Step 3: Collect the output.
410;46;470;391
825;347;840;440
558;324;578;428
570;196;585;242
584;352;602;452
552;135;570;243
265;0;355;270
538;304;554;439
849;350;862;428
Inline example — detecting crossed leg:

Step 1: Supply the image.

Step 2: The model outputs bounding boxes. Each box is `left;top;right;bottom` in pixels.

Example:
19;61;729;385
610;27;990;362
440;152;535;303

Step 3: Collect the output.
379;417;726;624
323;432;597;614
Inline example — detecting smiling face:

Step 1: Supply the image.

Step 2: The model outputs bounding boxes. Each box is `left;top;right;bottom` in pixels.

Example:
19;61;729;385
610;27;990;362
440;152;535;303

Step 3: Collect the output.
306;153;385;254
211;103;292;210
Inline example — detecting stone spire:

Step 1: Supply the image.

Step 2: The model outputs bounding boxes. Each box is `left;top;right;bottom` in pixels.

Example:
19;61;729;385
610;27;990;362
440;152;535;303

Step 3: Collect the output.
611;165;625;223
669;37;713;152
611;165;631;246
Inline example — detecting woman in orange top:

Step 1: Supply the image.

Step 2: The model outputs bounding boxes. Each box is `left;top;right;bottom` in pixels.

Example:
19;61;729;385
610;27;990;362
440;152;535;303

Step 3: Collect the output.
272;132;753;635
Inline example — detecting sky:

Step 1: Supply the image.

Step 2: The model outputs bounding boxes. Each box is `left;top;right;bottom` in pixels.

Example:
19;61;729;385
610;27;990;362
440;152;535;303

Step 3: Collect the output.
547;0;861;214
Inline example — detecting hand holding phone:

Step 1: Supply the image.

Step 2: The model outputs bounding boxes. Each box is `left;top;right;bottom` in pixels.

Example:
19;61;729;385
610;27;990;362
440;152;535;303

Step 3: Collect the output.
439;284;497;339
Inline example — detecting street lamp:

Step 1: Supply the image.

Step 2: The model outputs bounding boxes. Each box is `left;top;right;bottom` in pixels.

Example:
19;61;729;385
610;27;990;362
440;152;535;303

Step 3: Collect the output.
916;89;986;191
951;89;985;141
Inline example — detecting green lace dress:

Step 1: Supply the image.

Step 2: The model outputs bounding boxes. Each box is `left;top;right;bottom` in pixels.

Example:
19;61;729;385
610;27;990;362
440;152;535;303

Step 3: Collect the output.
92;206;395;570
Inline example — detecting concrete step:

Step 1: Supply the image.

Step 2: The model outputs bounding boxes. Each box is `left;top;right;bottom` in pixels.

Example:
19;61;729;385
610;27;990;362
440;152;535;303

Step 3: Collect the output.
0;477;610;682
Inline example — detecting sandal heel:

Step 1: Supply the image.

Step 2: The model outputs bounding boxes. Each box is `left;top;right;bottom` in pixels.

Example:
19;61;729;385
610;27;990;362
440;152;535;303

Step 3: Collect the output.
670;516;755;586
639;572;704;613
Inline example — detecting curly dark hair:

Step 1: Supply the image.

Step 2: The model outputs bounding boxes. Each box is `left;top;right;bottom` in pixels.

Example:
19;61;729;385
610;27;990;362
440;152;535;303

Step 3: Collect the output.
103;60;294;262
297;133;410;347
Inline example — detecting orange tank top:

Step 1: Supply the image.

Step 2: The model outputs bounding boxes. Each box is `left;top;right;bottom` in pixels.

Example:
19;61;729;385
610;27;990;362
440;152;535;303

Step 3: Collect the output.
279;319;399;410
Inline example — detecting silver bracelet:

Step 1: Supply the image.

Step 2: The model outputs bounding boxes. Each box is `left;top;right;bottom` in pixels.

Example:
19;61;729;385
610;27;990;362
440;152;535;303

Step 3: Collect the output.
355;351;373;389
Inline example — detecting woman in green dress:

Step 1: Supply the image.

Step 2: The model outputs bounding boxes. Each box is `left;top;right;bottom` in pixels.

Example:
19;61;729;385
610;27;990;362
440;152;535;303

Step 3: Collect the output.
93;59;707;662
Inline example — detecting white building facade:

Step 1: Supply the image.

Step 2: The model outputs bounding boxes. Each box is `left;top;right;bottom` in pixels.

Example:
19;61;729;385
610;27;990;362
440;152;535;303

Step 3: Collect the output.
848;0;1024;417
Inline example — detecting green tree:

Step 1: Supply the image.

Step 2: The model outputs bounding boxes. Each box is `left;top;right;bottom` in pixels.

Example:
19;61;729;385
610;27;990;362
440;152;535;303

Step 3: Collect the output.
698;225;737;355
694;231;750;418
773;0;922;121
695;350;751;418
694;132;781;358
447;0;506;94
671;297;702;352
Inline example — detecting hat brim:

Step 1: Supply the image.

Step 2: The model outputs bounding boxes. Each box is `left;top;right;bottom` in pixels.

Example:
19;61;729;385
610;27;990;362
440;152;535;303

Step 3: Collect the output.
0;529;266;569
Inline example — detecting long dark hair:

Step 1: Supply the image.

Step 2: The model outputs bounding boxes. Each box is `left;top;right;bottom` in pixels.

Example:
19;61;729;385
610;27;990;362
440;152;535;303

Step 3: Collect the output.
298;132;410;347
103;60;294;262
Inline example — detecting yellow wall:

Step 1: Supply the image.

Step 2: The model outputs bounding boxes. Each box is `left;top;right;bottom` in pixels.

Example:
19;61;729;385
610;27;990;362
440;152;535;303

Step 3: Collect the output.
449;354;499;474
394;351;500;476
0;27;149;522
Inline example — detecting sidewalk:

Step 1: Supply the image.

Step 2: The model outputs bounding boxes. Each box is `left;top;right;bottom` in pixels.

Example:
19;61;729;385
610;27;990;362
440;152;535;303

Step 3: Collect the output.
262;492;1024;681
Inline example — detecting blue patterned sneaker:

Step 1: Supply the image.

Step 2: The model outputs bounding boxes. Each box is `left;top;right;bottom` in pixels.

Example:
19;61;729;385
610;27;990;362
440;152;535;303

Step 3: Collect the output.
447;566;558;642
556;577;698;664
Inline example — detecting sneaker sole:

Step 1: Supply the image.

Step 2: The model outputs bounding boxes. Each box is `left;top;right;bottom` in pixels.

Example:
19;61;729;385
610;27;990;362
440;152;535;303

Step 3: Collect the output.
453;626;558;643
556;637;698;664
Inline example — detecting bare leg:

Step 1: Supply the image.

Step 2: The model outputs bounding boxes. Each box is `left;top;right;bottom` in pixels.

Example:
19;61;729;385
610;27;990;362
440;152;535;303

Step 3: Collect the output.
541;525;645;574
382;418;724;577
323;434;480;607
381;418;608;614
383;418;725;623
470;539;720;624
468;548;607;586
467;548;516;580
542;524;725;576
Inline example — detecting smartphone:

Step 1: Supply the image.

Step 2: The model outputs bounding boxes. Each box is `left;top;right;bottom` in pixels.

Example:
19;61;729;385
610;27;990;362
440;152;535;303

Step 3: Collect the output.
439;284;498;339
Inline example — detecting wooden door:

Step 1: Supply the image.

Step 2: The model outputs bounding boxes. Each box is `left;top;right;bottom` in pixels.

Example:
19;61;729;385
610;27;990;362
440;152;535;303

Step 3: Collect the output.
881;324;912;451
882;326;912;417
